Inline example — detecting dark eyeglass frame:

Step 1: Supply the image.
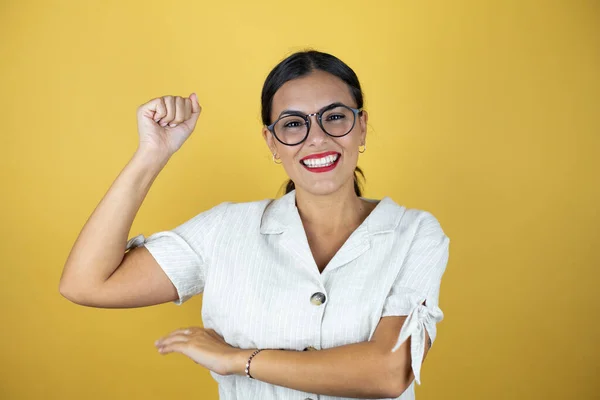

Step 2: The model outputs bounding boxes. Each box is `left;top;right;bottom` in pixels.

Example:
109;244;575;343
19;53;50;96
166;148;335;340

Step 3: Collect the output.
266;103;363;146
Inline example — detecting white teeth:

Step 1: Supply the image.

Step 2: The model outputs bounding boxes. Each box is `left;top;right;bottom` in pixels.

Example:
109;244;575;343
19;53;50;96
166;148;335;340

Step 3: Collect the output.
302;154;339;168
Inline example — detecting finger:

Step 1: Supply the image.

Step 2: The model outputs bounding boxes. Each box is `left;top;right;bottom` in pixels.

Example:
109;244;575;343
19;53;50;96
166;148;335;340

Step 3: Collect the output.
153;98;167;123
157;334;191;347
155;328;193;344
190;92;201;115
161;95;175;127
138;97;166;122
184;98;192;121
158;341;194;356
169;96;186;127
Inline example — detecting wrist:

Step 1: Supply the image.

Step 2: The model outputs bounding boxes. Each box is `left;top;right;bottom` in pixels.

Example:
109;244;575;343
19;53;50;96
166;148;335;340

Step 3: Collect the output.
232;349;259;376
132;147;171;169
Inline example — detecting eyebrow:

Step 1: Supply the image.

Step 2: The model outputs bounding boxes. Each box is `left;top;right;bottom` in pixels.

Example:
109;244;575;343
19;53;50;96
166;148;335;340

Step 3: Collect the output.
277;102;347;118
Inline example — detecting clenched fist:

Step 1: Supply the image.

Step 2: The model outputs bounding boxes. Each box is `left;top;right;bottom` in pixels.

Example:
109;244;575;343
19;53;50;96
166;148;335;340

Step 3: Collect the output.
136;93;202;158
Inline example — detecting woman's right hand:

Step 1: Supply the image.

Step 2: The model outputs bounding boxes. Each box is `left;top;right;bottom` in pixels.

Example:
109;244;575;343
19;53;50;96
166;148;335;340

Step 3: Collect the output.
136;93;202;159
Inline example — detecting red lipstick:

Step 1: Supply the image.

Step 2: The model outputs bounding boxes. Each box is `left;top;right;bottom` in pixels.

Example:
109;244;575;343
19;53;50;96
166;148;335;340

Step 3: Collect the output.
300;151;339;161
299;151;341;173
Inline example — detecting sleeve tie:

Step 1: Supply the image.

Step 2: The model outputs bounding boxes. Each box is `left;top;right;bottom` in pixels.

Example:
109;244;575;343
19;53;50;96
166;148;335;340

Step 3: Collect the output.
391;297;444;385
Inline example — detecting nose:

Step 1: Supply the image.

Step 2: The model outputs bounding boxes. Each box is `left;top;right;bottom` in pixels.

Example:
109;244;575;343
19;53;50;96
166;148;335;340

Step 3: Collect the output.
305;113;329;145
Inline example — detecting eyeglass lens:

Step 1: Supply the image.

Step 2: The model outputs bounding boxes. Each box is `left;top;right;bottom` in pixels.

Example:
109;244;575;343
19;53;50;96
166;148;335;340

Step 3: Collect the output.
273;105;356;145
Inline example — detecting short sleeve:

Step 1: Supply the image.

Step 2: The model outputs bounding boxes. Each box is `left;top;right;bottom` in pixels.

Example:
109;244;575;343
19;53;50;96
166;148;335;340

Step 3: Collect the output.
125;202;229;305
382;211;450;385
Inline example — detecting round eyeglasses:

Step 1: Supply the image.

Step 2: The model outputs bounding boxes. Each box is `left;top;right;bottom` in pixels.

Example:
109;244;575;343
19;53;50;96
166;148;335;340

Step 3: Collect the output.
266;103;363;146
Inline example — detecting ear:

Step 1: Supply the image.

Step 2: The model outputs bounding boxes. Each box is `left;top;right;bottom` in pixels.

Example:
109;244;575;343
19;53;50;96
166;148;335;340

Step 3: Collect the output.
358;110;368;145
262;126;278;156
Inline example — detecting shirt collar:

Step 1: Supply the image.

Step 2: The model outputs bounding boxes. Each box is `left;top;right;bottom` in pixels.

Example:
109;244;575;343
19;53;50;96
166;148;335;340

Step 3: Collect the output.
259;189;404;235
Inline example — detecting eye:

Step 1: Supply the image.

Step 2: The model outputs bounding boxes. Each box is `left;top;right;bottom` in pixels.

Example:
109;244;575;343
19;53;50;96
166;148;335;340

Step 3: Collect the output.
326;114;346;121
284;120;303;128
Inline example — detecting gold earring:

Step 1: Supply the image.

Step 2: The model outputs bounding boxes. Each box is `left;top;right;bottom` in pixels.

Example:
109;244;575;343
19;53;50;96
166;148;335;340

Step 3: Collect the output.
359;143;366;153
273;154;282;164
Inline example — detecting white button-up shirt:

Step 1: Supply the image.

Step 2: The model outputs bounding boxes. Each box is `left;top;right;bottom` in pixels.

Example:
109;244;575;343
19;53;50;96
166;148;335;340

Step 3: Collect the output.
126;190;450;400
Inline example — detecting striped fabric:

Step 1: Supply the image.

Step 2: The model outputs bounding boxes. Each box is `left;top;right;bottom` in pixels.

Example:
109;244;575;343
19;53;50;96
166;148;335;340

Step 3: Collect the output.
126;189;450;400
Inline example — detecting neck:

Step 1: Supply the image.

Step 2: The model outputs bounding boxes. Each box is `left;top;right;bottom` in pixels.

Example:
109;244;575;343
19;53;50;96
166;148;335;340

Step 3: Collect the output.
294;184;367;235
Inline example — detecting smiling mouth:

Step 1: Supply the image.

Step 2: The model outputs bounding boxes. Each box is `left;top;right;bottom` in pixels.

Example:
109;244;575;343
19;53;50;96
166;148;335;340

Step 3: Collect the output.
299;153;341;173
300;153;340;168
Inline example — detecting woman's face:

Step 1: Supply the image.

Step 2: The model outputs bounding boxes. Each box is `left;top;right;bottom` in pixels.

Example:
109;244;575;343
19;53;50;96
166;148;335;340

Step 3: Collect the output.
263;70;368;197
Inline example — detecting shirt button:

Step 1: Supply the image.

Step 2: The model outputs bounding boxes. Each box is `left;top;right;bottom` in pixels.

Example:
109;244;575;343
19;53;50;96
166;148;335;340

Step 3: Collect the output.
303;346;318;351
310;292;326;306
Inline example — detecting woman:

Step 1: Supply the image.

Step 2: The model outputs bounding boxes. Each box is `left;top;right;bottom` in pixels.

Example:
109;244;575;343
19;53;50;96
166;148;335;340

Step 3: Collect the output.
59;50;450;400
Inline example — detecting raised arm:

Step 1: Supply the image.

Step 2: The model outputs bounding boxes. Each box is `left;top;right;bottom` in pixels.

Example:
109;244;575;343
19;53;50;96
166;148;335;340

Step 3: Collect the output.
59;94;201;308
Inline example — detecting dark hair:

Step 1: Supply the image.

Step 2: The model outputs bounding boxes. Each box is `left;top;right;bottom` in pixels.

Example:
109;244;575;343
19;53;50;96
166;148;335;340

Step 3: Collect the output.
261;50;366;197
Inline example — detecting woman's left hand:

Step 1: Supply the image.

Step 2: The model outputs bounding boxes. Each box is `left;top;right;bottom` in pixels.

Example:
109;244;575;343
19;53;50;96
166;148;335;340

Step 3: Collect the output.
154;326;251;376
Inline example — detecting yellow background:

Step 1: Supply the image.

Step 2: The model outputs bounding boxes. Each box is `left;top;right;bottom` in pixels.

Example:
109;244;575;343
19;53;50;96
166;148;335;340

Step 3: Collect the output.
1;0;598;398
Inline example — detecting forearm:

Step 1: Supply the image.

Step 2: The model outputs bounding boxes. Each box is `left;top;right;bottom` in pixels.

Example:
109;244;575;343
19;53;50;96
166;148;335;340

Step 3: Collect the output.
60;149;169;290
235;342;400;399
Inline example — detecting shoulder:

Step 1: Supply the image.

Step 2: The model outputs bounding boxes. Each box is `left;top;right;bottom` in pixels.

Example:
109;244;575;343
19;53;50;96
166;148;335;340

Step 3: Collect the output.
383;200;450;279
376;197;448;242
195;197;277;229
221;198;273;214
402;208;447;239
177;197;272;228
397;206;450;270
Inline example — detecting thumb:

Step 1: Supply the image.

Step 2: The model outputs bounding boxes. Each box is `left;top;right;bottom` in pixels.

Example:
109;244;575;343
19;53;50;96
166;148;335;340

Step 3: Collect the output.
186;93;202;128
190;93;201;115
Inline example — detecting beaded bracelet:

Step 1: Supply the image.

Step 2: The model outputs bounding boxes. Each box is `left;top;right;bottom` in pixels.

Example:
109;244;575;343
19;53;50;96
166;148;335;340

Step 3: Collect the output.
245;349;264;379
